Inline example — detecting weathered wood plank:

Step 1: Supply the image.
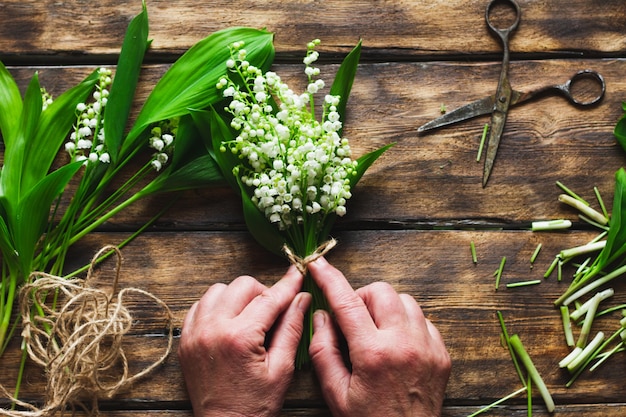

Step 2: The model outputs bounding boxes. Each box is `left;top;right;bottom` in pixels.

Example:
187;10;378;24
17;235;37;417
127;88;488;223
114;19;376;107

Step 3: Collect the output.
1;229;625;407
4;58;625;229
13;403;626;417
0;0;624;60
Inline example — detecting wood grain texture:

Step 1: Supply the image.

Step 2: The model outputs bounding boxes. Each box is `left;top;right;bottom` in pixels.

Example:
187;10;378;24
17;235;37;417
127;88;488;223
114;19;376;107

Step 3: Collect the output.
1;230;626;411
0;0;624;61
4;58;626;229
2;0;626;415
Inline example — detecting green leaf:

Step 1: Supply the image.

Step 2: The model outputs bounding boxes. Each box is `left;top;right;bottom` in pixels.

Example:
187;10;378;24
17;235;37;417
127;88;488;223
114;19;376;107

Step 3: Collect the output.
0;213;17;270
349;143;394;189
329;40;361;136
614;112;626;152
169;114;204;170
206;107;241;191
598;167;626;267
13;161;83;275
0;74;42;208
138;154;224;197
22;69;99;193
122;27;275;160
238;176;286;257
0;61;23;146
104;2;150;163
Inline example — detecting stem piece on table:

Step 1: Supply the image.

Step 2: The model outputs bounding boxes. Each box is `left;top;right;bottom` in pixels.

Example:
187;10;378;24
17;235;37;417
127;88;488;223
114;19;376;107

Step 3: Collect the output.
476;123;488;162
594;186;609;220
559;264;626;306
497;311;526;388
506;279;542;288
495;256;506;291
509;334;556;413
570;288;614;322
559;240;606;260
544;255;561;279
556;181;588;204
567;331;605;373
560;306;575;347
470;240;478;265
559;346;583;369
576;292;603;348
558;194;608;225
589;341;623;372
530;243;542;266
531;219;572;231
467;386;527;417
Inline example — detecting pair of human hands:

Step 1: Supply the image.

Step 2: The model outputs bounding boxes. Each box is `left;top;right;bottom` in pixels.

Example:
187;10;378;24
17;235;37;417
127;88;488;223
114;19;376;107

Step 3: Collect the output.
178;257;451;417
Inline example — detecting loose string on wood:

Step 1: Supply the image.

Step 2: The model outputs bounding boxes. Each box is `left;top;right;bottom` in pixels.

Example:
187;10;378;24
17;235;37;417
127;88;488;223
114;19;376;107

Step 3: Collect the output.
0;245;173;416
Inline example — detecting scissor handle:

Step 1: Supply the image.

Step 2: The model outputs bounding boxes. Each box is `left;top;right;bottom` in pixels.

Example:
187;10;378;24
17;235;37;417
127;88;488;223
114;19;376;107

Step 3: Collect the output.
485;0;521;40
561;70;606;106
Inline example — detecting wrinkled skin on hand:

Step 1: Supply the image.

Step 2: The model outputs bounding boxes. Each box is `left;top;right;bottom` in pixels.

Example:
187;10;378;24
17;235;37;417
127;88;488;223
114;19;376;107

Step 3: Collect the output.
178;266;311;417
308;257;451;417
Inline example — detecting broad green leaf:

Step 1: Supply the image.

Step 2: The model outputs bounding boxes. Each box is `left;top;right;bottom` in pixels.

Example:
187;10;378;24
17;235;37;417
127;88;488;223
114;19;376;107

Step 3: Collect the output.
207;107;241;191
138;154;224;197
598;167;626;267
238;176;286;257
0;74;42;208
349;143;394;189
105;2;150;163
122;27;275;160
614;111;626;152
329;40;361;136
22;69;99;193
0;213;17;270
0;61;23;146
13;161;83;275
169;114;205;170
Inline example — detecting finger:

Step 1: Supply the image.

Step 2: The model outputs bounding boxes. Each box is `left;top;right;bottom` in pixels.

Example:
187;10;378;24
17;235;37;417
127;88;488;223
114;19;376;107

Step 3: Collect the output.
240;265;304;331
180;300;199;340
194;277;265;319
266;292;312;372
309;310;350;410
398;293;429;331
356;282;408;329
308;257;377;340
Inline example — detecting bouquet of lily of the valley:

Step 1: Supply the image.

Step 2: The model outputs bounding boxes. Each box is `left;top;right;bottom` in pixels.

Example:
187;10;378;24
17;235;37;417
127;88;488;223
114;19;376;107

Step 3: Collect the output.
0;1;276;390
204;39;392;366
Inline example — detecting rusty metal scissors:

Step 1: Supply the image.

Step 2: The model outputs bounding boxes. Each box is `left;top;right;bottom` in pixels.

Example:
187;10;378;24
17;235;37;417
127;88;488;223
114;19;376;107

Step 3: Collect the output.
418;0;606;187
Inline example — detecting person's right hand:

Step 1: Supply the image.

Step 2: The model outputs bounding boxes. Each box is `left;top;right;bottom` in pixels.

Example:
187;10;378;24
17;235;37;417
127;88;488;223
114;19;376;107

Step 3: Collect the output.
308;257;451;417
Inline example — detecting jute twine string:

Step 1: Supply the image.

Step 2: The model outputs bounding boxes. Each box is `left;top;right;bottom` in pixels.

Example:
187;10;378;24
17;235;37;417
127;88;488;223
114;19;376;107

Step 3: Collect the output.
0;245;174;416
282;238;337;275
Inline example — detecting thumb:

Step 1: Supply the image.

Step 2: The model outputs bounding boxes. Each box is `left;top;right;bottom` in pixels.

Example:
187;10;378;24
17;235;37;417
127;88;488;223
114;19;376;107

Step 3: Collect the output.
309;310;349;411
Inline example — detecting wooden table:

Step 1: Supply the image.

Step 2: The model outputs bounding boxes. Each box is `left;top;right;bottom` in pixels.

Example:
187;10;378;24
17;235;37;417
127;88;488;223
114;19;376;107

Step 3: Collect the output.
1;0;626;415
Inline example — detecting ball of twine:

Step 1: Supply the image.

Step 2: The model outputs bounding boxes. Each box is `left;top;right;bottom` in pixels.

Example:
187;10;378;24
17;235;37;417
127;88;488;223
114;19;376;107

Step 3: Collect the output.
0;245;173;416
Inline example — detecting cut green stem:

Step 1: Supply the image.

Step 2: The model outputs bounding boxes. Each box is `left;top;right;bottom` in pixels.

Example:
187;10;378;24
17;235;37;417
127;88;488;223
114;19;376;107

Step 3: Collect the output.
495;256;506;290
531;219;572;231
477;124;488;162
559;194;608;225
506;279;542;288
470;241;477;264
467;386;527;417
509;334;555;413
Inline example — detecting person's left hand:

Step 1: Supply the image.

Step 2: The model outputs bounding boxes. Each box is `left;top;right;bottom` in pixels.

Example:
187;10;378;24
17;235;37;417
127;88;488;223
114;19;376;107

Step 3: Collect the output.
178;265;311;417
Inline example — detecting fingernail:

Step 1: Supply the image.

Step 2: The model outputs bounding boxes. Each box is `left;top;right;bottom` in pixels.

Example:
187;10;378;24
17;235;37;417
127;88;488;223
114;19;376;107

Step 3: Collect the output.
296;293;311;313
310;255;328;267
313;310;326;329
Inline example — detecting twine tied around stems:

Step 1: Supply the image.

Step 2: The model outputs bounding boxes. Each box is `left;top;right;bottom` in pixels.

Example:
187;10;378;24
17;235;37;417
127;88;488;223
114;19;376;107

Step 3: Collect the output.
0;245;173;416
282;238;337;275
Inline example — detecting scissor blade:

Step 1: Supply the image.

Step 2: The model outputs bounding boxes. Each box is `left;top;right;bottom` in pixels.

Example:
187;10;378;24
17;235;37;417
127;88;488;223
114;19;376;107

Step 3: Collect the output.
482;109;508;187
418;95;495;133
